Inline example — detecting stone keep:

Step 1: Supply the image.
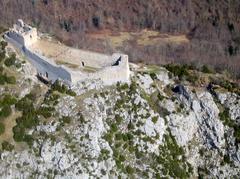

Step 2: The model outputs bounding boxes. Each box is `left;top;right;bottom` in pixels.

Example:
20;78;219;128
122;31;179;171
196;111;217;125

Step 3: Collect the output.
6;19;38;47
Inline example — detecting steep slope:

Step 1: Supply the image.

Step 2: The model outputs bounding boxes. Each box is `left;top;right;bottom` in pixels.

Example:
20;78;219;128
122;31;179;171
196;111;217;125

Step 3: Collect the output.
0;38;239;178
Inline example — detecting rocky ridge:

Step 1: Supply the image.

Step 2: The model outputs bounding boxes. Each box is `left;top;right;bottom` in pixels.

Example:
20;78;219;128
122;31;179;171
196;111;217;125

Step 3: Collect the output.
0;42;239;178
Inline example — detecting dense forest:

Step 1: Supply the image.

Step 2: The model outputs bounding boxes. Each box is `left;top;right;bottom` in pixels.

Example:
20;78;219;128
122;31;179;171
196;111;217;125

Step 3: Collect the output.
0;0;239;78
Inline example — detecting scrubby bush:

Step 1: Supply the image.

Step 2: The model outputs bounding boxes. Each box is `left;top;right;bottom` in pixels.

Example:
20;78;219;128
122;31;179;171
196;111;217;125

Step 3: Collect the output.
66;89;76;96
164;64;190;79
5;76;16;84
0;105;12;119
115;115;123;124
0;122;5;135
0;73;16;85
0;94;17;106
52;80;76;96
52;80;67;93
0;51;5;61
150;73;157;80
15;95;34;112
0;41;7;50
4;54;16;67
110;123;118;133
60;116;71;124
2;141;14;151
37;106;54;118
13;125;25;142
201;65;214;74
126;165;135;175
152;116;158;124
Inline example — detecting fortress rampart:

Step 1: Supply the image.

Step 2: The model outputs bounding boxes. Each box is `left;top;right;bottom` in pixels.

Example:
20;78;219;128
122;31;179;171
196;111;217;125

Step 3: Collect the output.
5;19;130;85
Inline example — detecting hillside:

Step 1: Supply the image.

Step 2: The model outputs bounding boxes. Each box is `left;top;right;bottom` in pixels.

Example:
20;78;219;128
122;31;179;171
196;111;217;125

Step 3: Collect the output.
0;34;240;178
0;0;240;77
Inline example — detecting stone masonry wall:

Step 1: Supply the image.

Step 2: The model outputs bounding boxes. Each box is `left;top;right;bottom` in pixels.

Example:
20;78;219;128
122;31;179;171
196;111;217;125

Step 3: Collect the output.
5;34;130;85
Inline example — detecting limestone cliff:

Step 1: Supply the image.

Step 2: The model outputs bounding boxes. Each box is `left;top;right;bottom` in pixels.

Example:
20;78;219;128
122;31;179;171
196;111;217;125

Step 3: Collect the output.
0;38;239;178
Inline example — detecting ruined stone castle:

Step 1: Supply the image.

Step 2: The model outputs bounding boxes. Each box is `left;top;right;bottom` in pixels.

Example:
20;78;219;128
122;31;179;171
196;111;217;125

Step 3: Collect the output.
5;19;130;85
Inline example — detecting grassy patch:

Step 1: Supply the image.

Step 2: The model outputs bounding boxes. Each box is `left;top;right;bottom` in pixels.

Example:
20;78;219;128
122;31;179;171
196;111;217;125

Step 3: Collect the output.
56;60;79;69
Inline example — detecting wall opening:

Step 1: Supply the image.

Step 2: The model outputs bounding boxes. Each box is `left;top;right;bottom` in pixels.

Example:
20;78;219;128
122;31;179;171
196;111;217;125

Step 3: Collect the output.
112;56;121;66
45;72;48;78
82;62;85;66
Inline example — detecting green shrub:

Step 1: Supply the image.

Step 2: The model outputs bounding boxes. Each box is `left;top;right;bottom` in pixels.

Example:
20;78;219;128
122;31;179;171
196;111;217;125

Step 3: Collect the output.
66;89;76;96
126;165;135;175
0;41;8;50
37;106;54;118
13;125;25;142
18;113;38;129
0;73;16;85
15;96;34;112
115;132;122;140
186;73;199;84
60;116;71;124
127;133;134;140
157;93;164;101
2;141;14;151
150;73;157;80
0;122;5;135
115;115;123;124
201;65;213;74
0;51;5;61
0;94;17;106
0;105;12;119
24;134;34;146
5;76;16;84
164;64;190;79
121;83;129;90
100;149;110;160
52;80;76;96
119;154;126;162
4;54;16;67
152;116;158;124
110;123;118;133
52;80;67;93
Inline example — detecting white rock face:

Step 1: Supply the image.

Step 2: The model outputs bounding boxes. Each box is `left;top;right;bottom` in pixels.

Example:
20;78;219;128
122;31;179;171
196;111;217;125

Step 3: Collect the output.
156;68;174;87
0;61;240;178
136;74;154;94
217;92;240;121
193;91;225;149
56;96;77;117
168;112;198;146
71;79;104;96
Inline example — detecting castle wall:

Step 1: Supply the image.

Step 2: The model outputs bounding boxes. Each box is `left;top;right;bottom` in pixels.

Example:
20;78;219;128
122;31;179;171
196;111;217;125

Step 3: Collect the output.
5;22;130;86
69;54;130;85
5;35;72;85
6;27;38;47
6;31;25;46
23;28;38;47
23;48;72;85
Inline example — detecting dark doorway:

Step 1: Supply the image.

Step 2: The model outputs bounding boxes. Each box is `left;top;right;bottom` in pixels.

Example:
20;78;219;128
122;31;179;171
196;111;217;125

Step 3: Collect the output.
82;62;85;66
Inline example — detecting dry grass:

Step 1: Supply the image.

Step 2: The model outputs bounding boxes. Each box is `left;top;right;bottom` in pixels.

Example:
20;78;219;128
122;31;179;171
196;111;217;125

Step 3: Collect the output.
89;31;133;48
136;30;189;46
0;111;21;144
56;60;80;69
89;29;189;48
